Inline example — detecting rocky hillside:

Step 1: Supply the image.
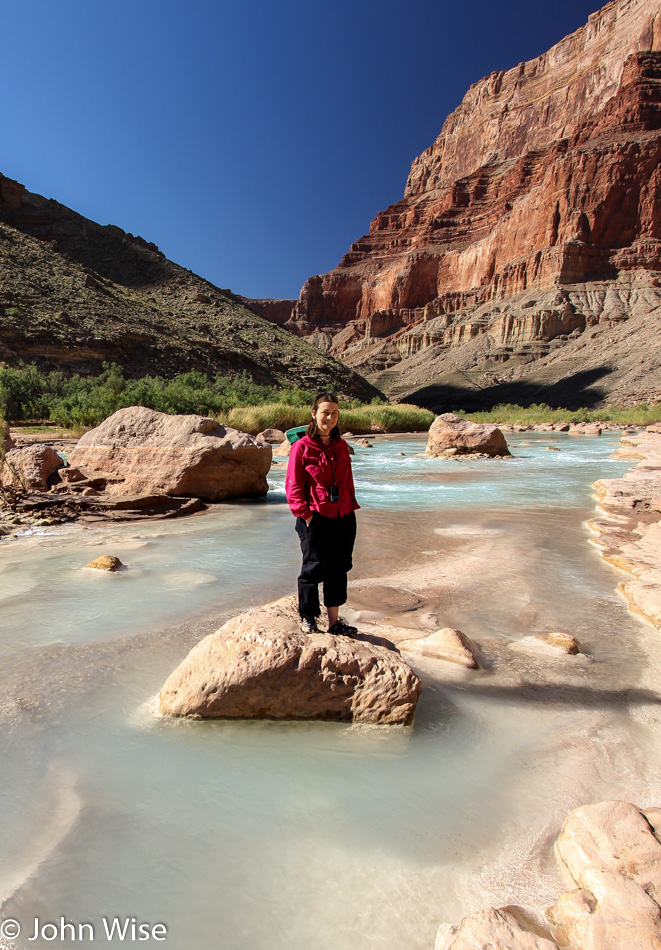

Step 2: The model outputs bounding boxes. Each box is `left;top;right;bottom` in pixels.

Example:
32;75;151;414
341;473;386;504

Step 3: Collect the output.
0;175;380;400
289;0;661;409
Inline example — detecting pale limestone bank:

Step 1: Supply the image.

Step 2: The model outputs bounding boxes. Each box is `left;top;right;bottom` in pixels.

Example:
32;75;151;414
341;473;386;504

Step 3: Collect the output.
437;800;661;950
589;425;661;628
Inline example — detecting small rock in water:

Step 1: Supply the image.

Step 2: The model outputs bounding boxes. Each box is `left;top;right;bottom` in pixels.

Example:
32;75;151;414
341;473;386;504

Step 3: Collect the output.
273;441;291;458
398;627;479;668
509;633;581;655
256;428;286;444
543;632;580;654
84;555;123;572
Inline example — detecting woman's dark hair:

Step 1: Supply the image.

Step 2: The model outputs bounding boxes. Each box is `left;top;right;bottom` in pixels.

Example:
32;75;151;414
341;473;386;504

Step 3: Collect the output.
306;392;341;440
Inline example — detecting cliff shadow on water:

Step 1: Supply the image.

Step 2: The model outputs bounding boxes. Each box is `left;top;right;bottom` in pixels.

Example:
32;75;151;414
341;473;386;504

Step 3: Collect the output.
403;365;614;413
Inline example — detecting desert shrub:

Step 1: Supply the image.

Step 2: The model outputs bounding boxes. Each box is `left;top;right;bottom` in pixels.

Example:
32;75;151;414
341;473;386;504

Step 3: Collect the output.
221;405;309;434
458;402;661;426
219;402;433;436
341;403;434;433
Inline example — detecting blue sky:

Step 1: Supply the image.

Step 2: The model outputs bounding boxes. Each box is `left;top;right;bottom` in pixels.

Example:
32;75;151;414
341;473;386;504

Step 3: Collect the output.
1;0;603;300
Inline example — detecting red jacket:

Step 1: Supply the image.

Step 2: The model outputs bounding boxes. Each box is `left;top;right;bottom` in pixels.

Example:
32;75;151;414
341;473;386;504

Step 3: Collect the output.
286;435;360;520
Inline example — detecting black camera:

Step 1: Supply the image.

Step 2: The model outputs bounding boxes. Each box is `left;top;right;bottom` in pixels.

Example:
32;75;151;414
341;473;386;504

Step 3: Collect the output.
328;484;339;503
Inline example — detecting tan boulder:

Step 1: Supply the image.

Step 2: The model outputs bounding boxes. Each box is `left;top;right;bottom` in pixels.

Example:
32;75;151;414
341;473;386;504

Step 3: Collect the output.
158;596;421;724
67;406;271;501
570;423;602;436
426;413;510;458
59;466;88;484
399;628;479;668
555;800;661;901
84;555;123;572
509;633;581;656
256;428;286;444
547;868;661;950
1;443;63;490
273;440;292;457
436;905;559;950
542;632;580;654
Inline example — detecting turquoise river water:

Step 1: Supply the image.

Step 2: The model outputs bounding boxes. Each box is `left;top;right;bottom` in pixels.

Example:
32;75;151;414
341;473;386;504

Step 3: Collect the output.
1;432;660;949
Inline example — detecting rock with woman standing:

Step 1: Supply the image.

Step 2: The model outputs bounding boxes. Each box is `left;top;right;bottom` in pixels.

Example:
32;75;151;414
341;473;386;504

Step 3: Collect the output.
66;406;272;501
158;596;421;724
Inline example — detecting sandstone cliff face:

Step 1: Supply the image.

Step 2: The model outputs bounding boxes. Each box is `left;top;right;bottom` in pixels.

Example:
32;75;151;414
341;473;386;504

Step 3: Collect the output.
291;0;661;408
237;296;296;326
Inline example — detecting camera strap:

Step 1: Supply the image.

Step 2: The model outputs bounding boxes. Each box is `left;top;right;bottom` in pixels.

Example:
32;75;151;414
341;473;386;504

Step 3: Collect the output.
323;440;337;486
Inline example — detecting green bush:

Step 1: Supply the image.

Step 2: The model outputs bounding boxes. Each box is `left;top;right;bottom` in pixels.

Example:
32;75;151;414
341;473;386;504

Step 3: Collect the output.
0;363;314;427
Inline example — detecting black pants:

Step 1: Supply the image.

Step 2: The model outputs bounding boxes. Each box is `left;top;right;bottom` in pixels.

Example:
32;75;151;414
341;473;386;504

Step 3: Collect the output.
295;511;357;619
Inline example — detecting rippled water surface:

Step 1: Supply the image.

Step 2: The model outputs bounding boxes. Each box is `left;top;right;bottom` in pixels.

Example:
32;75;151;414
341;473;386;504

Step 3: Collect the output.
1;432;660;949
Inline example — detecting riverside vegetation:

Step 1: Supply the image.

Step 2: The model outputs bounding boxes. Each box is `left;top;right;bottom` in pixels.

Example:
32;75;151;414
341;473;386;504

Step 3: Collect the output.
0;362;434;435
1;364;658;439
458;402;661;427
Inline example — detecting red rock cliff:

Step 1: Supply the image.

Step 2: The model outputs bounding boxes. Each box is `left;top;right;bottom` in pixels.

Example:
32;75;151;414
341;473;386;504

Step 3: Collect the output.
291;0;661;407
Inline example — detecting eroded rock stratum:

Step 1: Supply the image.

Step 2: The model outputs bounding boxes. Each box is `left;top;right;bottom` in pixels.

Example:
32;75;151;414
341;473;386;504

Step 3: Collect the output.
289;0;661;409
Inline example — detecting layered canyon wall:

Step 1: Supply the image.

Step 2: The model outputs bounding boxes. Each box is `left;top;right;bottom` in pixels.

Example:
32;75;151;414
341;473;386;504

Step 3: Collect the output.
290;0;661;408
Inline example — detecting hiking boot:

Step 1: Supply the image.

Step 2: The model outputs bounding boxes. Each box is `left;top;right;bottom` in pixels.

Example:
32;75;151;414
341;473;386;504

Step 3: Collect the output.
328;618;358;637
300;616;319;634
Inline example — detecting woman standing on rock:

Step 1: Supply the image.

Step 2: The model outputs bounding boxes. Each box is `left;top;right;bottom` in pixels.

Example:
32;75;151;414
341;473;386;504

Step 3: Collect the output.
286;392;360;636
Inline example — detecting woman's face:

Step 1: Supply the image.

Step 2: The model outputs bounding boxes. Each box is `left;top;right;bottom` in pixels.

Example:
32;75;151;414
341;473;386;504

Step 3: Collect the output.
313;400;339;437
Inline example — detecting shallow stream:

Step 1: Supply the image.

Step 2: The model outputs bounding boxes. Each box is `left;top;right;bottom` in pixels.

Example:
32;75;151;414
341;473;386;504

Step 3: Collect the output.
1;432;660;949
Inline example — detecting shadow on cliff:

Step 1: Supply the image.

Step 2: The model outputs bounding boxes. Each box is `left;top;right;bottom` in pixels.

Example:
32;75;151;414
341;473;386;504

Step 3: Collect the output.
404;366;614;413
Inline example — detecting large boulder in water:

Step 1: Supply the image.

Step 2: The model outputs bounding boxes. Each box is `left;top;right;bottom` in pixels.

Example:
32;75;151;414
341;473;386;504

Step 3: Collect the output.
554;800;661;901
426;413;510;457
67;406;271;501
158;596;421;724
